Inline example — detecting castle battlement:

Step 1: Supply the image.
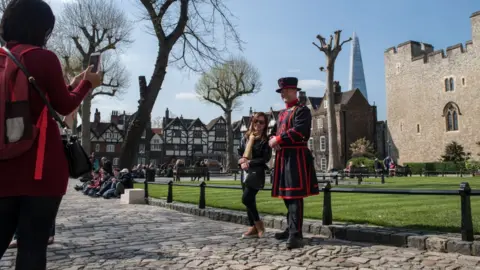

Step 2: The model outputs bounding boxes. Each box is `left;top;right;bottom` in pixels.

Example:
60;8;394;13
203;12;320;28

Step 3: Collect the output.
385;11;480;65
385;40;474;64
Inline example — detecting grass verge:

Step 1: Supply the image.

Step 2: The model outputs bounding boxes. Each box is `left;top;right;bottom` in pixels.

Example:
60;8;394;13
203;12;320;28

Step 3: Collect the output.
135;176;480;233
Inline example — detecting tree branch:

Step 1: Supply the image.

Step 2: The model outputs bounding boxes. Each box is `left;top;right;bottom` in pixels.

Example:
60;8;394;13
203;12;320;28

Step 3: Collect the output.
91;89;117;98
167;0;189;46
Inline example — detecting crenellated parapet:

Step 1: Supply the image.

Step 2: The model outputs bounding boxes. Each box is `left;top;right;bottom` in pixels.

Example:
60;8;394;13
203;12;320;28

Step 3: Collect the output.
385;10;480;65
385;40;474;64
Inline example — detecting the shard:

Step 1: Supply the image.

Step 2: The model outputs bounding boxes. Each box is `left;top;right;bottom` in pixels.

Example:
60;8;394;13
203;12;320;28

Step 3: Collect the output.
348;32;368;101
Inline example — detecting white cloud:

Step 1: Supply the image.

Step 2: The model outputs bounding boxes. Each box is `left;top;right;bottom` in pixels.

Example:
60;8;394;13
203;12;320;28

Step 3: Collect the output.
287;69;301;73
298;79;325;90
175;92;198;100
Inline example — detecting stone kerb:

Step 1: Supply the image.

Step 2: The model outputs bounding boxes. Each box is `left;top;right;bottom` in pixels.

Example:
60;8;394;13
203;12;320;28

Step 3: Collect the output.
148;198;480;257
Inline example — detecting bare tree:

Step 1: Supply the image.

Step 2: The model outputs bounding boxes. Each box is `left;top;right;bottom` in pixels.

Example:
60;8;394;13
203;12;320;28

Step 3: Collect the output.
119;0;242;169
53;0;132;153
152;116;163;128
313;30;351;170
196;57;260;170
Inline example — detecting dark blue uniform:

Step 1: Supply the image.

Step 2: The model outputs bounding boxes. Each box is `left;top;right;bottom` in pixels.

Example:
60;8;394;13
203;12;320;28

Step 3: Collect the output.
271;100;319;238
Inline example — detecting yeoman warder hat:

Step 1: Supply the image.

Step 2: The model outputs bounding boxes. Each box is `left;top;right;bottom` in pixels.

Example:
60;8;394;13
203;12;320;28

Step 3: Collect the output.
276;77;302;93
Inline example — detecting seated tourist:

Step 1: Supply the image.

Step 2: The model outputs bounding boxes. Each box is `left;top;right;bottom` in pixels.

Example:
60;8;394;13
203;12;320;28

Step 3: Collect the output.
97;168;121;199
83;169;105;196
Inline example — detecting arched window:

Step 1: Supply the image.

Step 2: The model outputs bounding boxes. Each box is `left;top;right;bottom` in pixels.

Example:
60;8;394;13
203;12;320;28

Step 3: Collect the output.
449;78;455;91
443;102;460;131
445;78;449;91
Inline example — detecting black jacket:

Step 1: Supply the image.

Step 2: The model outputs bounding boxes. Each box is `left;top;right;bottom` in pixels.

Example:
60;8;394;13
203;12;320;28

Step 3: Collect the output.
237;136;272;189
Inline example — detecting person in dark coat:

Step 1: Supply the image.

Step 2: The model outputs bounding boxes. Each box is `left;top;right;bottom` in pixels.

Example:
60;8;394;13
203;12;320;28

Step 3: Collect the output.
268;77;320;249
237;112;272;239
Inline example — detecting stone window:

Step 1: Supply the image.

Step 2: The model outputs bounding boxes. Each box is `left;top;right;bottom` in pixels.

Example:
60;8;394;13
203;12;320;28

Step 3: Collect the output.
308;138;314;151
416;124;420;133
443;102;461;132
320;158;327;171
445;77;455;92
462;77;466;87
95;144;100;152
320;136;326;151
317;118;323;129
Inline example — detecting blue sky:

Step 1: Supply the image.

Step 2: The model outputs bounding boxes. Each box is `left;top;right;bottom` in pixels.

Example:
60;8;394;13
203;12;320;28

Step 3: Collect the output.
51;0;480;124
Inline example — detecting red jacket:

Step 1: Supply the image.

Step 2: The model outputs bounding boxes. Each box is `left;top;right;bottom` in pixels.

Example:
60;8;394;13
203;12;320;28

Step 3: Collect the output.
0;43;92;197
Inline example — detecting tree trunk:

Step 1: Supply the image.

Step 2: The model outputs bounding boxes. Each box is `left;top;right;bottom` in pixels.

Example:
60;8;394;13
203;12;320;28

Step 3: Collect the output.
326;61;341;171
225;109;234;172
81;93;92;155
119;52;169;169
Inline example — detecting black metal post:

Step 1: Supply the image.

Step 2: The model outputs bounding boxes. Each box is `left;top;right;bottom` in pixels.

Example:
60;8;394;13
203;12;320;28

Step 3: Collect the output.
334;175;338;186
381;173;385;184
322;182;333;225
207;171;210;181
143;177;149;204
199;181;206;209
234;171;237;181
358;174;362;185
167;180;173;203
459;182;474;241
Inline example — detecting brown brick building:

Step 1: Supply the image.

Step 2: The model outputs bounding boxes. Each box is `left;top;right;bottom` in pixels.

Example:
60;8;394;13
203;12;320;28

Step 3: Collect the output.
384;11;480;164
307;85;378;171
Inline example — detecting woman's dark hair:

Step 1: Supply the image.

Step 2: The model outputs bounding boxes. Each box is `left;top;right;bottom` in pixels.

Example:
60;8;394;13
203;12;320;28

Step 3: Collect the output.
245;112;268;141
1;0;55;47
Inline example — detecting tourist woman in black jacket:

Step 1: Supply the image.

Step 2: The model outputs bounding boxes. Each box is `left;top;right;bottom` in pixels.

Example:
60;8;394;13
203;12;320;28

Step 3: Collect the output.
237;112;272;238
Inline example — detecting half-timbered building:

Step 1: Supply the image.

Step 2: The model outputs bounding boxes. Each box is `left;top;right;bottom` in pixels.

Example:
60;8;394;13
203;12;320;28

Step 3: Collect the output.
77;109;125;167
162;116;189;164
187;118;209;163
232;120;242;159
150;128;164;166
206;116;227;165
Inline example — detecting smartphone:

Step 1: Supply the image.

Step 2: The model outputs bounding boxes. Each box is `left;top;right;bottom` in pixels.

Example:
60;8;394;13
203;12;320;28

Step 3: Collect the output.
88;52;101;72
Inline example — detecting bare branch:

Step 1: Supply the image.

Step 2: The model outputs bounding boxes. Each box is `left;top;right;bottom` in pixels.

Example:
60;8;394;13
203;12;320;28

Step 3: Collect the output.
91;89;118;98
137;0;244;73
195;56;261;112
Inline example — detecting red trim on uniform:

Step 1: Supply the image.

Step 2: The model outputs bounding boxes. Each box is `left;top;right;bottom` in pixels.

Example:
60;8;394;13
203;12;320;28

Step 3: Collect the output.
273;195;315;199
280;145;308;149
34;107;48;180
302;148;310;195
285;99;298;108
275;135;283;144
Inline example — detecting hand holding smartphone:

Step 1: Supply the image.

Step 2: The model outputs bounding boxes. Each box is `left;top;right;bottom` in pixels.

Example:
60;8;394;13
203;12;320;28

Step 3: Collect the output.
88;52;101;73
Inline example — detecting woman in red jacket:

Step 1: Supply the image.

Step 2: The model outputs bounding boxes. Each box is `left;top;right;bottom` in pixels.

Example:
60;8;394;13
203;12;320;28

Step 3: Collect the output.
0;0;102;268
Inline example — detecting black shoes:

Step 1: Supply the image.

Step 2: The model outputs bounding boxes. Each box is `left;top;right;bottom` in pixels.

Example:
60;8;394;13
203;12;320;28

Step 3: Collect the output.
286;234;304;249
274;229;289;240
274;229;304;249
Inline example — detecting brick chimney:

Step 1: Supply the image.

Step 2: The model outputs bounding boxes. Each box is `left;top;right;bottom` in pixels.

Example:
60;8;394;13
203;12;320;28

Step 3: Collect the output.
94;108;100;123
249;107;253;116
110;110;119;124
334;81;342;93
298;91;307;104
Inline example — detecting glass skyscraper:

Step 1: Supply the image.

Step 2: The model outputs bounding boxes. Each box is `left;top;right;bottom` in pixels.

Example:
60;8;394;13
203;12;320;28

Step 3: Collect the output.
348;32;368;101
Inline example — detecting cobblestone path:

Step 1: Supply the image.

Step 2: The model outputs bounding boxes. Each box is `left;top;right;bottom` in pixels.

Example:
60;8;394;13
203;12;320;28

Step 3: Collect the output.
1;183;479;269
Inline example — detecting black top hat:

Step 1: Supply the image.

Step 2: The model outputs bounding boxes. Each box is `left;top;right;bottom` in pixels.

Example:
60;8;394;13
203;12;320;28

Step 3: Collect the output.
276;77;302;93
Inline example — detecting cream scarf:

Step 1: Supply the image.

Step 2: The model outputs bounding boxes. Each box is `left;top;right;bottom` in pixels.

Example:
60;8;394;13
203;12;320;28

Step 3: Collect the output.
243;133;261;160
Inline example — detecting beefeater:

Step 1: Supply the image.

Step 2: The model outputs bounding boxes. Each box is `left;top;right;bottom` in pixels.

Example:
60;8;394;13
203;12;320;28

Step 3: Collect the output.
268;77;320;249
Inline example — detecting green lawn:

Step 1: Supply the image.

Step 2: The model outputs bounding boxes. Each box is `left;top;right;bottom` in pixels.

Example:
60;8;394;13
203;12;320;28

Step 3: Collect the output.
135;176;480;233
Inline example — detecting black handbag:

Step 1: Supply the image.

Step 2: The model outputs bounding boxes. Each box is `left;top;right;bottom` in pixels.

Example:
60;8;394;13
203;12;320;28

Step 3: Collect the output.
244;166;266;189
2;44;92;178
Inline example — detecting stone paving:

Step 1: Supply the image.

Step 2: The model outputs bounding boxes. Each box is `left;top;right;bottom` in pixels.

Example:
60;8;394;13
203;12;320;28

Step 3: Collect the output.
1;183;480;269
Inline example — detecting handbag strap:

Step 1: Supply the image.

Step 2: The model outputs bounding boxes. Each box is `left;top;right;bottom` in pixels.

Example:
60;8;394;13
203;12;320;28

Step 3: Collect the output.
1;44;67;129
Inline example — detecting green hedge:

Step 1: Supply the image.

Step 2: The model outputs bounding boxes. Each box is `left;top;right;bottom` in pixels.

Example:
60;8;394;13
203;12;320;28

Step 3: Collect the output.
403;162;466;175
